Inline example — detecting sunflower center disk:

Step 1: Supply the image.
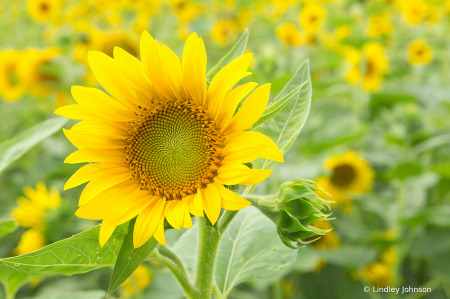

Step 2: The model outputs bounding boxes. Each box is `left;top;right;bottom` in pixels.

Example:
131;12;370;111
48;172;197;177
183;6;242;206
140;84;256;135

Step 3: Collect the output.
127;101;223;200
330;164;356;188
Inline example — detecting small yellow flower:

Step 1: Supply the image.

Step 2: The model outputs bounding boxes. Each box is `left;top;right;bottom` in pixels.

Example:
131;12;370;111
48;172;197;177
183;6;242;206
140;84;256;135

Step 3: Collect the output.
12;182;61;229
121;264;151;296
276;23;303;47
57;31;284;248
14;229;46;256
362;262;392;287
398;0;426;25
299;4;326;34
28;0;61;23
22;48;60;97
367;13;393;37
408;39;433;65
362;42;388;91
0;50;26;102
326;151;374;194
170;0;202;23
211;19;238;46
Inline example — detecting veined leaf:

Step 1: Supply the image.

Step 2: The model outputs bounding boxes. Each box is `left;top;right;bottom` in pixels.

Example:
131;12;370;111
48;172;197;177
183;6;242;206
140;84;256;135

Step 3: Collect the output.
0;219;17;238
254;59;312;170
206;29;249;81
0;224;127;276
107;219;158;297
214;207;297;297
252;81;307;129
0;116;68;174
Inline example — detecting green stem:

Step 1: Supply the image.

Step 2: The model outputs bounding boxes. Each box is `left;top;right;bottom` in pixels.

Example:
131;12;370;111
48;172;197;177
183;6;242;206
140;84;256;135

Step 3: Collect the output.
148;248;199;299
195;217;222;299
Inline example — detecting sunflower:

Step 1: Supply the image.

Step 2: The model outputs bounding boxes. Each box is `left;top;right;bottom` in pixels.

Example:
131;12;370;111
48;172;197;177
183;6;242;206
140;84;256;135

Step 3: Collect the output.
56;31;284;248
316;151;374;212
0;50;25;102
28;0;61;23
311;220;339;250
299;3;326;34
22;48;60;97
12;182;61;255
276;23;303;47
408;39;433;65
211;19;238;46
121;264;151;296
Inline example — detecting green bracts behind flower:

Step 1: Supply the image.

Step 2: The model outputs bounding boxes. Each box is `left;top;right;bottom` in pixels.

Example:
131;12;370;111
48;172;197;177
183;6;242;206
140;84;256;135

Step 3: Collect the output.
246;180;331;249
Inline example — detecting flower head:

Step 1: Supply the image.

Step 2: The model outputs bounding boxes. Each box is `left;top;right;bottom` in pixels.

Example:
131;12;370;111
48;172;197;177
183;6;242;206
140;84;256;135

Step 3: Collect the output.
408;39;433;65
0;50;25;102
276;23;303;47
28;0;62;23
56;31;284;248
299;4;326;34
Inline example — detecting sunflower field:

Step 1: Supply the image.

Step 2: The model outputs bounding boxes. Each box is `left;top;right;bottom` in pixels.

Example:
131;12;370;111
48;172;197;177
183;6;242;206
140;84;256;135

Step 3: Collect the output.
1;0;450;298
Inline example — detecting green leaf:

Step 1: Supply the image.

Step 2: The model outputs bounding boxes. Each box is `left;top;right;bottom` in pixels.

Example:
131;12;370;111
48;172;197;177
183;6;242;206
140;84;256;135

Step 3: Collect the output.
0;264;33;299
107;218;158;297
206;29;249;81
390;162;423;180
252;81;307;129
171;227;198;278
0;116;68;173
0;224;128;276
214;207;297;297
0;220;17;239
23;290;106;299
254;59;312;170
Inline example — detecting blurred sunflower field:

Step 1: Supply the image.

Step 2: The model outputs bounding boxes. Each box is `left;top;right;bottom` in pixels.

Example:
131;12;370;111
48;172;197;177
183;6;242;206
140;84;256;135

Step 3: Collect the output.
1;0;450;298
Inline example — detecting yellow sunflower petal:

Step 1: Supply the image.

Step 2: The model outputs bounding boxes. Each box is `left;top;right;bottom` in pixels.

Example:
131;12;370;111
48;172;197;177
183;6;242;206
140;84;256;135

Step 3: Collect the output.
88;51;146;109
181;207;193;228
54;104;94;120
75;181;138;220
64;163;102;190
146;40;177;101
113;47;157;99
71;119;129;139
164;200;186;230
63;129;127;150
183;190;203;217
217;163;252;185
222;139;265;164
79;167;131;205
201;183;221;225
182;33;207;106
240;169;272;185
160;44;187;100
104;191;156;227
216;82;258;128
64;148;124;164
99;222;117;248
71;86;135;122
215;182;251;210
133;197;166;248
153;213;166;246
222;83;271;136
225;131;284;163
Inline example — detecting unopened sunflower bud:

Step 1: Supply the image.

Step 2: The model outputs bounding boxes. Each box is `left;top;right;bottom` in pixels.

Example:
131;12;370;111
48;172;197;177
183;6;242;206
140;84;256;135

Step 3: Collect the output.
245;179;332;249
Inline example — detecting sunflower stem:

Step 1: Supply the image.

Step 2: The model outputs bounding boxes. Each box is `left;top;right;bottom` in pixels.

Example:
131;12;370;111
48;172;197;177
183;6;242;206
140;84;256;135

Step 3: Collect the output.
148;247;200;299
195;216;222;299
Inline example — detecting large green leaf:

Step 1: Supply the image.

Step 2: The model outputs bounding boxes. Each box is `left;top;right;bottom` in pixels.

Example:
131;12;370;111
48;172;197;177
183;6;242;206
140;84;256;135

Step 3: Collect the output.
0;224;127;276
254;59;312;170
0;220;17;239
214;207;297;297
0;264;33;299
171;227;198;278
206;29;249;81
0;116;68;174
107;219;158;297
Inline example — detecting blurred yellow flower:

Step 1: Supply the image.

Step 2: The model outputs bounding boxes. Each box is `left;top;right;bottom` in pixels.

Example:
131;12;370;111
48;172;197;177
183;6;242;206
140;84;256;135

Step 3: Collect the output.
0;50;26;102
22;48;60;97
408;39;433;65
367;13;393;37
14;229;46;256
170;0;202;23
276;23;303;47
398;0;426;25
362;262;392;287
28;0;61;23
211;19;238;46
299;4;326;34
12;182;61;229
315;176;353;212
362;42;388;91
121;264;151;296
312;221;340;250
